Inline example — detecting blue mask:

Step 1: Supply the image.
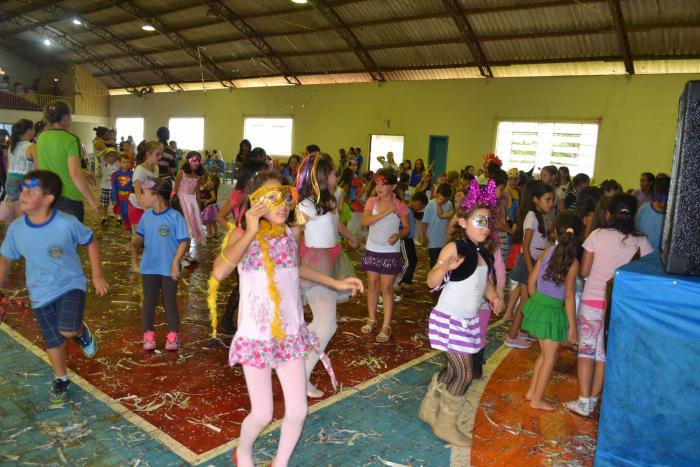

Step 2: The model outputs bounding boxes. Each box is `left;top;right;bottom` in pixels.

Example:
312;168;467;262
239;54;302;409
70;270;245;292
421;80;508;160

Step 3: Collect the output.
653;194;668;203
20;178;40;190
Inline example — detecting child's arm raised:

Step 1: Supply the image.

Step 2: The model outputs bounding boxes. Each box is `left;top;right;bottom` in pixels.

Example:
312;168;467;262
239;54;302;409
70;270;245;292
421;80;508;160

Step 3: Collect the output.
86;239;109;296
564;259;579;344
212;201;268;281
426;242;461;289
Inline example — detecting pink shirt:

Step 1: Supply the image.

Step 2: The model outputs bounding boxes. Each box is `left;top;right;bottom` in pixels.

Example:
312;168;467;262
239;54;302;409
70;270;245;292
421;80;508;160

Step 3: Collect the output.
581;228;653;301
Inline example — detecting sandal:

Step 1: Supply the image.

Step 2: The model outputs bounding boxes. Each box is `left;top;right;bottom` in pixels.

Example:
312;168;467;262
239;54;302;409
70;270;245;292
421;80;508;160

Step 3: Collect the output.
375;325;392;343
360;319;377;334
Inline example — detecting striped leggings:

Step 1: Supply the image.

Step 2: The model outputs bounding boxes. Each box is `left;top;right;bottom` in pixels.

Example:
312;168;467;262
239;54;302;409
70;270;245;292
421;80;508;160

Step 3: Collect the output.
438;352;474;396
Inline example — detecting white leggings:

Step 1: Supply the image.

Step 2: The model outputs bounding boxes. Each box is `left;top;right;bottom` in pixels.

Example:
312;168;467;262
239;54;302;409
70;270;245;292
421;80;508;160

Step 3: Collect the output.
237;358;308;467
304;286;338;384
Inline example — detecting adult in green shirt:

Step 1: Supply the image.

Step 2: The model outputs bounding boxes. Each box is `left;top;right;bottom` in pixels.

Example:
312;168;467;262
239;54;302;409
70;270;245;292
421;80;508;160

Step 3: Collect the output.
36;101;97;222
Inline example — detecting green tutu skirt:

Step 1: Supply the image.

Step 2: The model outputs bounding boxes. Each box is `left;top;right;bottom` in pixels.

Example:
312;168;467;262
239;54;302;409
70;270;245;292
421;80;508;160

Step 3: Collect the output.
521;292;569;342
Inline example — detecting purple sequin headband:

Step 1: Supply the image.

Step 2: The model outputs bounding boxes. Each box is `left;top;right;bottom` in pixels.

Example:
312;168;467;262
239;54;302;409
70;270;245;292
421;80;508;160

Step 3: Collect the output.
461;178;497;211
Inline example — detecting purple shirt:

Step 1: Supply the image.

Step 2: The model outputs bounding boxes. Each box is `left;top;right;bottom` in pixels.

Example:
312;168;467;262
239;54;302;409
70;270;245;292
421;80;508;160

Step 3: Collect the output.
536;248;565;300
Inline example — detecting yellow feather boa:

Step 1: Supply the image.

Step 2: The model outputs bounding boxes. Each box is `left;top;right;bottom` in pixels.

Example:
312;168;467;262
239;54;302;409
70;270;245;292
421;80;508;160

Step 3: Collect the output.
207;220;287;340
208;222;235;338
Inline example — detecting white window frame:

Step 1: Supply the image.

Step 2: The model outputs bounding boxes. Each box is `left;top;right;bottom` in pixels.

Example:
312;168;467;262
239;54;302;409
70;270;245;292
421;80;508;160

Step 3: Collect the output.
168;117;205;151
494;120;600;177
115;117;144;145
243;117;293;157
369;134;405;172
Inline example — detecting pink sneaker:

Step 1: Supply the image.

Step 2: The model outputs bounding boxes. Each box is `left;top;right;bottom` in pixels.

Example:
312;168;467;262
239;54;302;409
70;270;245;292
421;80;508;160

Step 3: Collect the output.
165;331;180;351
504;336;532;349
143;331;156;351
518;331;535;342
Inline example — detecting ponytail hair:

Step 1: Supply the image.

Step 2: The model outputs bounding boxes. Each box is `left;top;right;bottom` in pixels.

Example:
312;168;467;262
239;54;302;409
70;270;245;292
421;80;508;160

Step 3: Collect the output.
10;119;33;152
296;153;336;215
543;211;584;285
606;193;644;240
44;100;71;124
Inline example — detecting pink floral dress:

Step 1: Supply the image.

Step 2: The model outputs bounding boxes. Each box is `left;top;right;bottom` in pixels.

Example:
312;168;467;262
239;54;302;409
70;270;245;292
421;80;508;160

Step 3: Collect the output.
229;228;337;387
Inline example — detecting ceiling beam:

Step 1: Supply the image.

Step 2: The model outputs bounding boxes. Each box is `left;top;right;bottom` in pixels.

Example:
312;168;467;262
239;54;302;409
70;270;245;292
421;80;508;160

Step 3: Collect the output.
111;53;700;89
607;0;635;74
201;0;301;85
308;0;385;81
76;0;607;47
72;0;609;63
440;0;492;77
110;0;235;88
0;1;113;39
22;1;183;92
0;9;139;93
87;19;700;77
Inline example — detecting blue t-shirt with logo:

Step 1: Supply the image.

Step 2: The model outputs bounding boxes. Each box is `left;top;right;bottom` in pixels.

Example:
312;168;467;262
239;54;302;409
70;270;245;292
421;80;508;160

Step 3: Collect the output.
422;199;452;249
136;208;189;277
1;210;92;308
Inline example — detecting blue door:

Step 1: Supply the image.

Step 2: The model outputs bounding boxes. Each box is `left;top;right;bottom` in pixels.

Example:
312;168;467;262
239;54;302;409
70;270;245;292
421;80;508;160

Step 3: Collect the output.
428;136;449;184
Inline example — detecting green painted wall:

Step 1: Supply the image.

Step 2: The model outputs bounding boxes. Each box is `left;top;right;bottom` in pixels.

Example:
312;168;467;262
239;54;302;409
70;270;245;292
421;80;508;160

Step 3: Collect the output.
109;74;699;189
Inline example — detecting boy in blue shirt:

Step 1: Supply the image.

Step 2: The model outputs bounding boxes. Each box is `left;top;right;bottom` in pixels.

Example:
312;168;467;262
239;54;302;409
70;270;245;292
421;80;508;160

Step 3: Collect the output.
635;174;670;251
422;183;454;268
0;170;109;403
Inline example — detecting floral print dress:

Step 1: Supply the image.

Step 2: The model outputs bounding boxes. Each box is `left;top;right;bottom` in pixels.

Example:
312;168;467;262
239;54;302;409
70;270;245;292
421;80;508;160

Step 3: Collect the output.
229;228;335;382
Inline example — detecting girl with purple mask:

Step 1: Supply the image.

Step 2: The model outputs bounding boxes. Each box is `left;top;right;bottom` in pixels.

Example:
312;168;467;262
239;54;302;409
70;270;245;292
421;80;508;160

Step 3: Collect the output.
173;151;206;257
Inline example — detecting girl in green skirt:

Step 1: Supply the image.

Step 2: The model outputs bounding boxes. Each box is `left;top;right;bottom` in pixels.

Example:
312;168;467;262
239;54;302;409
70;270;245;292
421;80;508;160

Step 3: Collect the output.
522;211;583;410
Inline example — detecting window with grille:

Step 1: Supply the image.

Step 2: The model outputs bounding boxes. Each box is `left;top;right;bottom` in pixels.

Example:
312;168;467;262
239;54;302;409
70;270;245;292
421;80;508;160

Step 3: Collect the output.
495;121;599;176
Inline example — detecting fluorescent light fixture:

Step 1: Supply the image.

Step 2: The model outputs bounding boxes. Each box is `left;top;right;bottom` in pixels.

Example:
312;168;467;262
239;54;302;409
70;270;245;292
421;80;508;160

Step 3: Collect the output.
142;24;156;31
72;18;81;25
43;38;51;46
291;0;308;4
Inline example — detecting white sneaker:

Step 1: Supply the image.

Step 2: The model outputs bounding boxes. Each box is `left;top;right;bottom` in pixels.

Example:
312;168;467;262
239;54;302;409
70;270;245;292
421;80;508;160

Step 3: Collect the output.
589;397;599;413
565;398;592;417
306;383;324;399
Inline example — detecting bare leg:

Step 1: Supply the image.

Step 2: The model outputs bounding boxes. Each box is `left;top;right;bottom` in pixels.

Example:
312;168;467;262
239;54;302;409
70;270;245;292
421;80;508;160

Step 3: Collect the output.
273;358;308;466
379;274;396;329
366;271;379;324
526;351;543;401
237;366;273;467
529;339;559;411
45;342;68;378
503;283;520;321
508;283;529;339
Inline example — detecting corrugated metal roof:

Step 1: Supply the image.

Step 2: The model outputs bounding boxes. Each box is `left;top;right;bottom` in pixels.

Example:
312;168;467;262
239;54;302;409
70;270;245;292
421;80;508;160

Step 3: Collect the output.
371;43;474;69
2;0;699;91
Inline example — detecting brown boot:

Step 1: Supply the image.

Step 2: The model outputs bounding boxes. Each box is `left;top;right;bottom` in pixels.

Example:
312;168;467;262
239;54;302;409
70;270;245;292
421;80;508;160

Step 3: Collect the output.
418;373;442;427
432;390;472;447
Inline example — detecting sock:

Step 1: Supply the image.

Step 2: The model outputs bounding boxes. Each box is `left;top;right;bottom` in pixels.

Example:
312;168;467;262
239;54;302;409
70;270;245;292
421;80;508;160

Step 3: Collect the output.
589;396;599;408
579;396;591;408
55;374;69;382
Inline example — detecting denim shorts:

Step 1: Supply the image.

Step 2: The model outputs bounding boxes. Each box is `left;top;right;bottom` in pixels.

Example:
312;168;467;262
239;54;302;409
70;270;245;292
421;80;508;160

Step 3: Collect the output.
33;289;86;348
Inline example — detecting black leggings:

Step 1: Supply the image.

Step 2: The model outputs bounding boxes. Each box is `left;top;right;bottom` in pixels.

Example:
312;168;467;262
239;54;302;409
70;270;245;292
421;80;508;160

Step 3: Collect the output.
142;274;179;333
438;352;474;396
395;238;417;286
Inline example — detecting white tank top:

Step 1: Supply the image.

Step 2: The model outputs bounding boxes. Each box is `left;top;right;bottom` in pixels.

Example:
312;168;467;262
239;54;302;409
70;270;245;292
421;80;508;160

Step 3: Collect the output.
435;264;488;320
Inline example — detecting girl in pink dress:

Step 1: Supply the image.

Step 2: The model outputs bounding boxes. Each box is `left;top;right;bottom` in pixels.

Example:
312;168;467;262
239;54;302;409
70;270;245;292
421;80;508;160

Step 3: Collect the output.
173;151;206;246
212;170;363;467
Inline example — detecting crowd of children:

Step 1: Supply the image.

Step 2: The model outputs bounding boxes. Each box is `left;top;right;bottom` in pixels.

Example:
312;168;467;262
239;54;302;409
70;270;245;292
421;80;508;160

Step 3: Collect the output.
0;103;670;464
